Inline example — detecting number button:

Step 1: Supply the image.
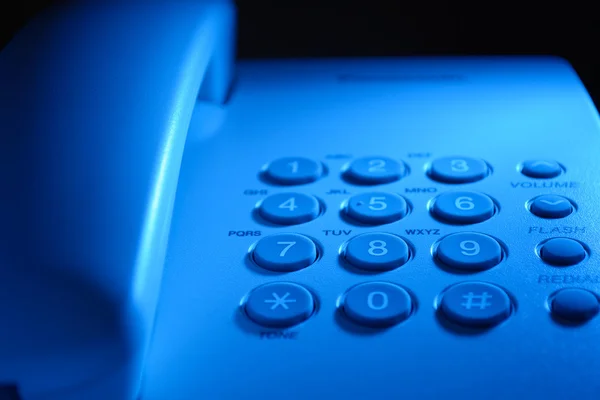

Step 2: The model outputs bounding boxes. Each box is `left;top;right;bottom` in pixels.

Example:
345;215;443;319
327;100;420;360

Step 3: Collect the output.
342;156;405;185
529;194;574;219
520;160;562;179
439;282;511;328
257;193;321;225
245;282;315;327
435;232;503;271
428;156;489;183
342;282;413;327
343;233;410;272
252;233;317;272
430;191;495;224
263;157;324;185
344;192;408;225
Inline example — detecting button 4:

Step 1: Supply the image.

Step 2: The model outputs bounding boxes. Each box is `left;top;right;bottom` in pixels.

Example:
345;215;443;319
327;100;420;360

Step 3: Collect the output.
257;193;321;225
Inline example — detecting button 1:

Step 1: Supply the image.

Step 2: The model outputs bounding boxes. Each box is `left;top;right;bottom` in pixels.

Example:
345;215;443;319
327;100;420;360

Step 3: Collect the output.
342;282;412;327
551;288;600;323
257;193;320;225
435;232;503;271
428;157;489;183
430;191;495;224
343;157;405;185
245;282;315;328
344;192;408;225
539;238;587;266
439;282;511;327
343;233;410;272
252;233;317;272
521;160;562;179
529;195;574;219
263;157;323;185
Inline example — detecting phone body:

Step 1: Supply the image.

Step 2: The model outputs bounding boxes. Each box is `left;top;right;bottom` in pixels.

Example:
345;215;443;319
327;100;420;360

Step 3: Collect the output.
1;3;600;400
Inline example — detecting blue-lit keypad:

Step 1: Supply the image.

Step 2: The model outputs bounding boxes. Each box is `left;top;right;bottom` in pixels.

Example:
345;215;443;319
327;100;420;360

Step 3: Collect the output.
430;191;495;224
344;192;408;225
521;160;562;179
342;233;410;272
529;194;574;219
342;156;405;185
435;232;502;271
439;282;511;327
428;156;489;183
539;238;587;266
263;157;323;185
342;282;413;327
252;233;317;272
245;282;315;328
257;192;320;225
551;288;599;323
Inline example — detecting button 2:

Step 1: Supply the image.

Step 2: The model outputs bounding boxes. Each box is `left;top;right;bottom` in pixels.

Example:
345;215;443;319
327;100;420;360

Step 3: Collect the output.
435;232;503;271
520;160;562;179
342;282;412;327
245;282;315;328
428;156;489;183
257;193;321;225
252;233;317;272
529;195;574;219
342;157;405;185
344;192;408;225
342;233;410;272
430;191;495;224
263;157;323;185
439;282;511;328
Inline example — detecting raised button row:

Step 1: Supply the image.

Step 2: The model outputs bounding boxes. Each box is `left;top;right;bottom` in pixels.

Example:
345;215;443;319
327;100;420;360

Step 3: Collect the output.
262;157;564;185
251;233;588;273
256;192;575;226
243;281;599;328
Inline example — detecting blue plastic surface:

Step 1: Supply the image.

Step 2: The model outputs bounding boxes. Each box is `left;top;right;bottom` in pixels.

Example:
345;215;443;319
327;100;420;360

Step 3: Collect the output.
551;288;600;322
529;194;574;218
343;232;410;271
439;282;512;327
430;191;495;224
344;192;408;224
244;282;315;328
540;238;587;266
428;156;489;183
521;160;563;178
252;233;317;272
342;282;412;327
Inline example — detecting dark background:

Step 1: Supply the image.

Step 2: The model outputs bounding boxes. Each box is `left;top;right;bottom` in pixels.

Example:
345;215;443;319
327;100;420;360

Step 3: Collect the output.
2;3;599;108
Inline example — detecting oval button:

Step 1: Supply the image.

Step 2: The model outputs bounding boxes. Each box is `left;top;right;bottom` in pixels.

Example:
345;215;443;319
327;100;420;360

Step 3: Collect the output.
435;232;503;271
343;157;405;185
529;195;574;219
520;160;562;179
551;288;600;323
257;193;320;225
439;282;511;328
430;191;495;224
263;157;323;185
539;238;587;266
343;233;410;272
252;233;317;272
344;192;408;225
245;282;315;328
342;282;412;327
428;156;489;183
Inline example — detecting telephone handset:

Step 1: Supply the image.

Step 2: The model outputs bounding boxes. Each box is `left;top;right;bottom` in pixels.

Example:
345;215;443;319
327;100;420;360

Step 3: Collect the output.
3;2;600;400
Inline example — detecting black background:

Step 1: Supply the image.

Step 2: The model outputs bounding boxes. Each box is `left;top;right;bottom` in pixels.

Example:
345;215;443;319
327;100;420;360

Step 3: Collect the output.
2;3;600;108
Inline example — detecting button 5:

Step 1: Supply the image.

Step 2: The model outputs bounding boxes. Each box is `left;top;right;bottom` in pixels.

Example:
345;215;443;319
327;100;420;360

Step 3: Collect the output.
344;192;408;225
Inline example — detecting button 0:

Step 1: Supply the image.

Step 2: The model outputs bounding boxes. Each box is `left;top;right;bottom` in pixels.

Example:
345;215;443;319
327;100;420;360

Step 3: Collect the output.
539;238;587;266
529;195;574;219
343;233;410;272
245;282;315;328
342;282;412;327
439;282;512;328
551;288;600;323
435;232;503;272
521;160;562;179
342;157;405;185
428;157;489;184
263;157;324;185
252;233;317;272
344;192;408;225
257;193;320;225
430;191;495;224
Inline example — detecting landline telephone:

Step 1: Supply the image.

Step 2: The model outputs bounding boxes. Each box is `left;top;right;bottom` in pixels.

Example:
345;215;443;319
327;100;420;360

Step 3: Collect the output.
1;2;600;399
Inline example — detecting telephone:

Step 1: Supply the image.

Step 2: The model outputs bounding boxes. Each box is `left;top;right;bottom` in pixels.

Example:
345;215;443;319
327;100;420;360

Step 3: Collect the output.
1;2;600;400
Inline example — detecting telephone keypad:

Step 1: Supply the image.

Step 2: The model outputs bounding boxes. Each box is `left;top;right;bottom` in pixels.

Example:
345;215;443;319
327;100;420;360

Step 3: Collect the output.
435;232;503;272
439;282;512;327
529;194;574;219
520;160;563;179
342;156;405;185
263;157;323;185
427;156;489;183
252;233;317;272
430;191;495;224
257;192;320;225
539;238;587;266
342;232;410;272
344;192;408;225
244;282;315;328
342;282;413;327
